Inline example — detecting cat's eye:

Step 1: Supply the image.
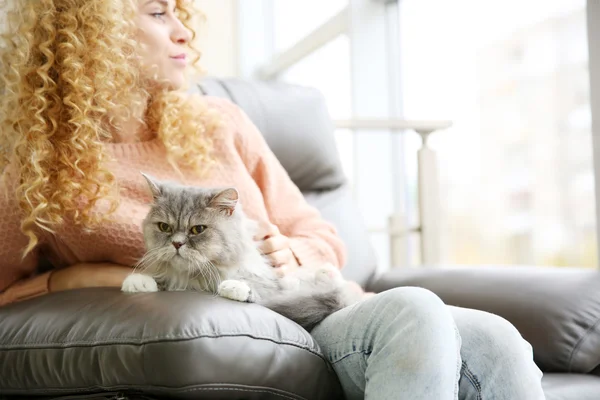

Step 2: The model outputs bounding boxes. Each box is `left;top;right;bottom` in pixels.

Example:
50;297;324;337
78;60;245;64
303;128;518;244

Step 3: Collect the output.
190;225;206;235
157;222;172;233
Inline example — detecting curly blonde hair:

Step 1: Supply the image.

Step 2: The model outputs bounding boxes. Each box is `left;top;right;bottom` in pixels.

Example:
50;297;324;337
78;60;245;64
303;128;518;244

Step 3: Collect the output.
0;0;220;257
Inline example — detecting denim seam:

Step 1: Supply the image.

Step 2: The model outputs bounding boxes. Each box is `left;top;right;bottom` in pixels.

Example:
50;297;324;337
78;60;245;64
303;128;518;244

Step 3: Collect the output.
330;348;372;365
461;360;482;400
567;314;600;372
454;326;461;398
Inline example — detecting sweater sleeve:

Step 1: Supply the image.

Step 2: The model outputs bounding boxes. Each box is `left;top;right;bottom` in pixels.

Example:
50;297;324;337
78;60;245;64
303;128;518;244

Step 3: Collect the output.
0;166;49;307
226;101;347;269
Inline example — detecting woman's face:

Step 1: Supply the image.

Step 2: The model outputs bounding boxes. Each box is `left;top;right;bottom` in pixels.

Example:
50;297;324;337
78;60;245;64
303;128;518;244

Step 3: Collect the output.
135;0;192;91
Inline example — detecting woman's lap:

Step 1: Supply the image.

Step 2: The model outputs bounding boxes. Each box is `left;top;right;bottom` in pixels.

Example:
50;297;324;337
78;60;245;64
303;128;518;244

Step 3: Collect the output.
311;287;545;400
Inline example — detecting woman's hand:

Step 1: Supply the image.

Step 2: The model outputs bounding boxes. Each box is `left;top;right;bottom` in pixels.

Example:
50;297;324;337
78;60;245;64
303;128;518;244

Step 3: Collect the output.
48;263;133;292
254;223;300;274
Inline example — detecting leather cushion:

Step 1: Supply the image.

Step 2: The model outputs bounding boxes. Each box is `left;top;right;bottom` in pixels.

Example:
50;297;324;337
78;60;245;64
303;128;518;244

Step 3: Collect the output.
303;185;377;288
542;373;600;400
0;288;343;399
368;265;600;374
195;78;347;193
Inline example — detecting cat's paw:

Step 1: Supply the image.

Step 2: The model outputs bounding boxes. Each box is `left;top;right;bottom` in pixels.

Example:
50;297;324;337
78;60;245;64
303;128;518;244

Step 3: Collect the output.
121;273;159;293
218;280;251;302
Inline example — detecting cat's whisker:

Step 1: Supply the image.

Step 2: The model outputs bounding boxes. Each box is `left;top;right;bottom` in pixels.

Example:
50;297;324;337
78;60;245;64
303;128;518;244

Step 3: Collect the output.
134;247;166;275
206;260;222;294
188;257;210;293
204;261;219;295
200;260;214;293
133;257;152;274
189;259;205;281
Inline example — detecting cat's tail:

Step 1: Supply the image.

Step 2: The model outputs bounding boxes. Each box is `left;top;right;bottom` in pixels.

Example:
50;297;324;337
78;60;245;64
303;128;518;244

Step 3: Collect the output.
260;287;346;331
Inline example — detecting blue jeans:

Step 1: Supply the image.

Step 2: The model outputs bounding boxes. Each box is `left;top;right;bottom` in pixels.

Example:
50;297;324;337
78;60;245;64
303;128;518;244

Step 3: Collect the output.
311;287;545;399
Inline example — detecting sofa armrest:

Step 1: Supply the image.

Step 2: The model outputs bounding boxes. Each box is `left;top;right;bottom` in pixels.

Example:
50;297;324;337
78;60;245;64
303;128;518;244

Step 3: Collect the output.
0;288;343;399
367;265;600;374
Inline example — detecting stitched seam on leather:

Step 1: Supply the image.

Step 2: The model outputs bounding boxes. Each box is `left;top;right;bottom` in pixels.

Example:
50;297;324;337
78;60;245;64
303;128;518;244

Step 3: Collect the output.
2;384;309;400
182;387;305;400
0;332;327;361
567;314;600;372
0;332;312;350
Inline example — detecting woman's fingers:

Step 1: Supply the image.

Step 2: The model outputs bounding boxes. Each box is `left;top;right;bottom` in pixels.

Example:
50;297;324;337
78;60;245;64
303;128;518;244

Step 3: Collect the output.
265;248;294;267
257;234;289;255
253;222;280;241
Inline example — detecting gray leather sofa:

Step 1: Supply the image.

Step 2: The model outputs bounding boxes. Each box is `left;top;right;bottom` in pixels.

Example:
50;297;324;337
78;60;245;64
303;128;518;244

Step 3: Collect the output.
1;78;600;400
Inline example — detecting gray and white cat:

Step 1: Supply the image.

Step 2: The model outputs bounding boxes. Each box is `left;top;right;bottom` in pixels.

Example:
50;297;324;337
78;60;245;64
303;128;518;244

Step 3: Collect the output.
121;173;362;330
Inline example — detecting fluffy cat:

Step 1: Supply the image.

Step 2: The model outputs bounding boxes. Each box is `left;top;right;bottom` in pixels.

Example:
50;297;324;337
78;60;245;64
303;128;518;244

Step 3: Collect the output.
121;173;362;330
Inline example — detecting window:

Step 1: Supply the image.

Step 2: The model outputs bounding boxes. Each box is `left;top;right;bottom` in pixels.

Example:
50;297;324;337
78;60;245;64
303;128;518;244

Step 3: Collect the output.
273;0;348;52
239;0;596;269
400;0;596;267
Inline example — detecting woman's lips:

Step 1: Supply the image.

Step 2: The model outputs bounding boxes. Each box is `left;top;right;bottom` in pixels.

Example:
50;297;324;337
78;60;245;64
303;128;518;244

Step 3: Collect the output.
170;54;187;66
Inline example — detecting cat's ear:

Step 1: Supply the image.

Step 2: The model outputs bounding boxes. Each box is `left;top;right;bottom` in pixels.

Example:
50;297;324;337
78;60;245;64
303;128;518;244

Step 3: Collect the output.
208;188;239;216
141;172;163;200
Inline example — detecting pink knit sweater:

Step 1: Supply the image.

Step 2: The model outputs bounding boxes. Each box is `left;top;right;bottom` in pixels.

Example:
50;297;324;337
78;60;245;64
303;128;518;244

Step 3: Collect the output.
0;97;346;306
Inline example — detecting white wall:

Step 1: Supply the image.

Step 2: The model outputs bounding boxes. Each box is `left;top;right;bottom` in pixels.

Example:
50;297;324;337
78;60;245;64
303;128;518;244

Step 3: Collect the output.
193;0;239;77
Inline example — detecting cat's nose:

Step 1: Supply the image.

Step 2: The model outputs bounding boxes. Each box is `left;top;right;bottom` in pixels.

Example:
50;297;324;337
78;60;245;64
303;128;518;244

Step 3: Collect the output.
172;241;184;250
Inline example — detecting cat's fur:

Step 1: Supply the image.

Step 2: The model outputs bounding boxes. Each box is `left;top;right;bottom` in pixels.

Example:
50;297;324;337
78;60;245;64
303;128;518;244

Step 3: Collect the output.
121;173;362;330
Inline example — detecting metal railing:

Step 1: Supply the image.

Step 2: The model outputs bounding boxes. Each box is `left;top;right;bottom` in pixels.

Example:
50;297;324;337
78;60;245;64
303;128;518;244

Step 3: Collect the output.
333;118;451;266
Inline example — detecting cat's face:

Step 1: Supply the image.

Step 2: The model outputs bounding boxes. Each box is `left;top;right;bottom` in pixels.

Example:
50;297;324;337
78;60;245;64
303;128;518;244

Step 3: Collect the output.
139;174;248;275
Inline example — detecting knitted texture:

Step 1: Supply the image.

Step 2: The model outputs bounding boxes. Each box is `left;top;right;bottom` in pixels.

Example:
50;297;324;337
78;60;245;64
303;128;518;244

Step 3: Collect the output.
0;97;346;306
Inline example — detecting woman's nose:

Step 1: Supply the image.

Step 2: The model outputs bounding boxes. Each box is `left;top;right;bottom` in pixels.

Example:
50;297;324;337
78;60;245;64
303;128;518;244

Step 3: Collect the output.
171;19;192;45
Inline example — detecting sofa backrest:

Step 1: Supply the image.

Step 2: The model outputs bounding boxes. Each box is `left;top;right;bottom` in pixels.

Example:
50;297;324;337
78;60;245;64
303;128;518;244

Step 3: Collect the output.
194;78;378;287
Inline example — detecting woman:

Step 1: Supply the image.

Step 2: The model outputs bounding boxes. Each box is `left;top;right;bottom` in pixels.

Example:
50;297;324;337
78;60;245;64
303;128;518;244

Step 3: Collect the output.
0;0;545;398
